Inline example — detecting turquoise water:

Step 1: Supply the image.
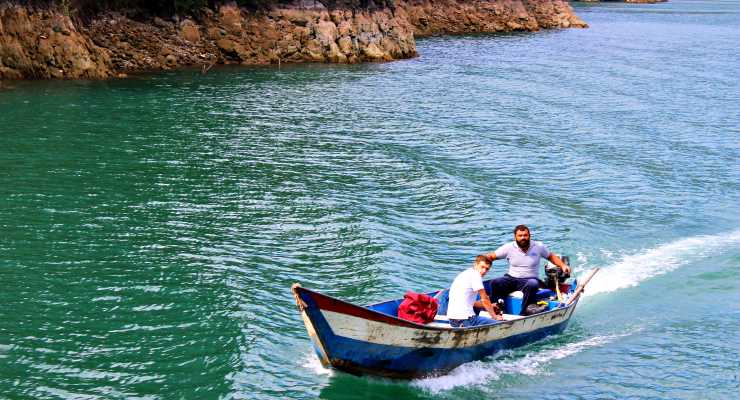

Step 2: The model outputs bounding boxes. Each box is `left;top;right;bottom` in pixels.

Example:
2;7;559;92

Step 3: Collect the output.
2;0;739;398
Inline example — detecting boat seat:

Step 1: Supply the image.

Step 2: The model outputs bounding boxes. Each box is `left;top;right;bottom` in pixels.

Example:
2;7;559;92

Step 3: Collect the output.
479;311;524;321
425;321;452;328
503;314;524;320
426;312;521;328
424;314;451;328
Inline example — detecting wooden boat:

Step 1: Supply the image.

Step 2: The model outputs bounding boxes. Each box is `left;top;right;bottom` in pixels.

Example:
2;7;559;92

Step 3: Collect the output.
292;269;599;379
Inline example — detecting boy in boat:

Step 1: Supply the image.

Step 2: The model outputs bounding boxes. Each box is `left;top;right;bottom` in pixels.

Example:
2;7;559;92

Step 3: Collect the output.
486;225;571;315
447;255;504;327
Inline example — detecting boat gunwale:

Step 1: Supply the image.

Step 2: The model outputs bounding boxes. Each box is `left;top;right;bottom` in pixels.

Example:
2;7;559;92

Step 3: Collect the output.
293;284;578;333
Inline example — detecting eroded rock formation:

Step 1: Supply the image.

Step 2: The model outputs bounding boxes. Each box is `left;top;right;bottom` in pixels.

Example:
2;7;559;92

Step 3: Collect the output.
0;0;587;80
406;0;587;36
0;4;111;79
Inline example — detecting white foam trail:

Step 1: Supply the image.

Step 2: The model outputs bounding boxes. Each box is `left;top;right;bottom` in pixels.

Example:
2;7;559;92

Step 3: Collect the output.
301;351;334;376
583;229;740;296
413;332;632;393
0;344;11;359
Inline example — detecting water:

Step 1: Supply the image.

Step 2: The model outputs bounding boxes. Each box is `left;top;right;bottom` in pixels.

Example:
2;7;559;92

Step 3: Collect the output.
1;0;739;398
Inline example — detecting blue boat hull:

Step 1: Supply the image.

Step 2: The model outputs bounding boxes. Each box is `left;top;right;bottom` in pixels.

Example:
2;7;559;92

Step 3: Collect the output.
314;317;571;378
292;284;580;378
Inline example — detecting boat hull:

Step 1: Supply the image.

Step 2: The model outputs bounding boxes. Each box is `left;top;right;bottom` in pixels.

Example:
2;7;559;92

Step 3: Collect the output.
293;285;579;378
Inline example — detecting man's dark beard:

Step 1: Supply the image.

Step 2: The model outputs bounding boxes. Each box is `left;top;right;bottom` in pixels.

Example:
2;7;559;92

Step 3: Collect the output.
517;239;530;251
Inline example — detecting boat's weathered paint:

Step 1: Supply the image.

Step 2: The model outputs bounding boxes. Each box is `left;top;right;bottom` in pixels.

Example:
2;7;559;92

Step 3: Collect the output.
292;284;580;378
299;306;331;366
321;306;574;348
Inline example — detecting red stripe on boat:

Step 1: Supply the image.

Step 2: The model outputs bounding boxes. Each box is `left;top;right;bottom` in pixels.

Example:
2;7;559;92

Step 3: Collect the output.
299;287;423;328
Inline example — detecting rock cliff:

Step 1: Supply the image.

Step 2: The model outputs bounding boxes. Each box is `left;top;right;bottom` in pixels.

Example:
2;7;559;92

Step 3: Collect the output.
0;5;111;79
406;0;587;36
575;1;666;3
0;0;587;80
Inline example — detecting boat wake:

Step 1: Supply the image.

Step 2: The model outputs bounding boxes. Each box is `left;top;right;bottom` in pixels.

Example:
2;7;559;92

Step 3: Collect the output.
578;229;740;297
301;351;334;376
413;332;632;393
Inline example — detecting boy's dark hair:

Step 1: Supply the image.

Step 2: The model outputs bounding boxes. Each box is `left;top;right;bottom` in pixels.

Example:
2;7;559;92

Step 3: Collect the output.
513;224;530;234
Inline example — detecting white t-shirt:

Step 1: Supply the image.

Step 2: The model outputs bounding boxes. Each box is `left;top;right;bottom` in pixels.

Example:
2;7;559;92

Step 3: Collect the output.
494;241;551;278
447;267;484;319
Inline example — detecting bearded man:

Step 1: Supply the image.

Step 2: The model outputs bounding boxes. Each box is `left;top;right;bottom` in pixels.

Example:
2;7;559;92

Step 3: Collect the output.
486;225;571;315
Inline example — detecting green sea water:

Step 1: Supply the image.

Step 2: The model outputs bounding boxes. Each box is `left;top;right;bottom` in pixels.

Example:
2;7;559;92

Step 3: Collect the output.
1;1;739;399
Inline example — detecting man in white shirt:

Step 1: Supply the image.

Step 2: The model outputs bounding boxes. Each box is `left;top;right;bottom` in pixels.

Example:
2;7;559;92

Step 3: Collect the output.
447;255;503;328
486;225;571;315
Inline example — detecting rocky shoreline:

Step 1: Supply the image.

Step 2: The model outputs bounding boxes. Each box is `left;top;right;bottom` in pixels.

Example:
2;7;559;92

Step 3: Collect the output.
576;0;667;3
0;0;587;80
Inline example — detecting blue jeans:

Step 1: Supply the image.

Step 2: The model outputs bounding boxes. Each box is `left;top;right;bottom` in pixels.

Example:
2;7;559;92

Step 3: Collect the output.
449;314;497;328
487;274;540;316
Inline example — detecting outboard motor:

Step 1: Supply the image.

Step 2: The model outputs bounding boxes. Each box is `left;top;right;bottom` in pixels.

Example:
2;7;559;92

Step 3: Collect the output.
545;255;571;291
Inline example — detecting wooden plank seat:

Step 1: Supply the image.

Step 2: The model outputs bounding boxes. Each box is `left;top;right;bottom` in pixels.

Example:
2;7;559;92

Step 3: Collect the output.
425;312;523;328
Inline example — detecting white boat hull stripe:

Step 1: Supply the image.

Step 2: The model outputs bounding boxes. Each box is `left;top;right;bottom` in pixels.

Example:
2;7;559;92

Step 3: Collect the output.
320;307;574;349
